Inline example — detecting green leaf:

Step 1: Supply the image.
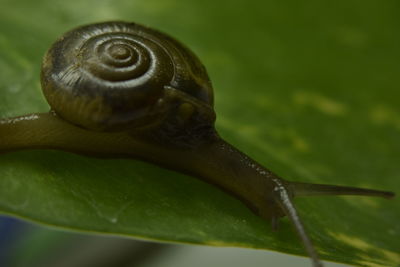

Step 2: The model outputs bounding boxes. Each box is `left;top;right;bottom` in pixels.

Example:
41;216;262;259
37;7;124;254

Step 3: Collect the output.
0;1;399;266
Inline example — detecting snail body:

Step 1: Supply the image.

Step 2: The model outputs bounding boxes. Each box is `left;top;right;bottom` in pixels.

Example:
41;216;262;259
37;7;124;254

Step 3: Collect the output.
0;22;395;267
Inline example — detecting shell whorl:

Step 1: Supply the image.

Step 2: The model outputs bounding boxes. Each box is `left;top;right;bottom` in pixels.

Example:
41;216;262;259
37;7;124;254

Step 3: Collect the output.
41;21;214;131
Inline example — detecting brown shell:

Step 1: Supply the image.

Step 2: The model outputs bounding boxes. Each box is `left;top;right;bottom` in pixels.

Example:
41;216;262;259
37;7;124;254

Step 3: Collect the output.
41;21;214;131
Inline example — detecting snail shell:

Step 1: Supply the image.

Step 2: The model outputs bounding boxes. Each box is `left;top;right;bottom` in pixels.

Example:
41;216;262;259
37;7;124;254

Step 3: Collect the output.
41;21;215;131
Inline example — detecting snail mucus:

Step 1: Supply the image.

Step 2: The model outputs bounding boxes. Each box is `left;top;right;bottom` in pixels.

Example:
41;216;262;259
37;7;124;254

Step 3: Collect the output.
0;21;395;267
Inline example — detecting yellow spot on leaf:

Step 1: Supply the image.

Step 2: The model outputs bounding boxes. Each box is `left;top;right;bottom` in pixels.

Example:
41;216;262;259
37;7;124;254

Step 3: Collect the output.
335;233;371;249
288;131;310;153
370;105;400;130
355;260;388;267
205;240;250;248
329;232;400;266
293;91;347;116
355;197;380;209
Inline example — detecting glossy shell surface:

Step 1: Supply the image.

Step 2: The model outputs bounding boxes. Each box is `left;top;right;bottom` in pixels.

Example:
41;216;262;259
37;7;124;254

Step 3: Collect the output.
41;21;214;131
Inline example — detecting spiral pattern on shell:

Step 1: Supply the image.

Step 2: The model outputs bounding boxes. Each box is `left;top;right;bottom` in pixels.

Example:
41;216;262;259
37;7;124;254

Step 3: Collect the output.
41;21;214;131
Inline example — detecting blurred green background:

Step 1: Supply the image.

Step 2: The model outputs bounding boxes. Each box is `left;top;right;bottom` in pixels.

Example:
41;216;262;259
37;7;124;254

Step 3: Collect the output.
0;0;399;266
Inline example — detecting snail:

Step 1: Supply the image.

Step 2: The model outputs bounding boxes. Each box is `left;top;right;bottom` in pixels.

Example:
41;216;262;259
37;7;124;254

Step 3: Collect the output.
0;21;395;267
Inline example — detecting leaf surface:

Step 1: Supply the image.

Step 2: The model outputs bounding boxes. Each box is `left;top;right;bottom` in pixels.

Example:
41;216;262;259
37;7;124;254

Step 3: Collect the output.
0;1;399;266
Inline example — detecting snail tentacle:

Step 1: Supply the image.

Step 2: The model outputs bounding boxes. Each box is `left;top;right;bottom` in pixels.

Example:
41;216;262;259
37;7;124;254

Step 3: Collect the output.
273;186;322;267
